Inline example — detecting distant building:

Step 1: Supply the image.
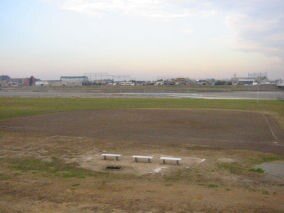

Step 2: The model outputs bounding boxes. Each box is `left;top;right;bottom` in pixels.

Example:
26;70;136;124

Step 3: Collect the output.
119;81;135;86
214;80;232;86
24;76;36;86
172;78;195;86
232;73;269;86
196;79;215;86
60;76;88;86
155;80;164;86
0;75;11;87
231;77;258;86
60;76;88;82
47;80;63;87
93;79;114;85
276;79;284;88
134;80;147;86
0;75;10;81
9;78;25;87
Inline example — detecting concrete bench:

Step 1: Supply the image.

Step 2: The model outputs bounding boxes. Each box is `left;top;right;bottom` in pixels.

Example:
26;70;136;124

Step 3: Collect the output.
160;157;181;165
101;154;121;161
132;155;153;163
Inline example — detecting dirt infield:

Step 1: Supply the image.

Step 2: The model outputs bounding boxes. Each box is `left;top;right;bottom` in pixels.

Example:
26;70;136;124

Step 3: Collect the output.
1;109;283;154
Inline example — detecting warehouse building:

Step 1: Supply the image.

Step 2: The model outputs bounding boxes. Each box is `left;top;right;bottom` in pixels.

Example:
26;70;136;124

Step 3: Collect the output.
60;76;88;86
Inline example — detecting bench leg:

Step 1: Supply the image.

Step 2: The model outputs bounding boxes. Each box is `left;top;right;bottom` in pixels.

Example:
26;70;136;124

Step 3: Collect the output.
148;158;151;163
177;160;179;165
135;158;138;162
103;156;106;160
163;159;165;164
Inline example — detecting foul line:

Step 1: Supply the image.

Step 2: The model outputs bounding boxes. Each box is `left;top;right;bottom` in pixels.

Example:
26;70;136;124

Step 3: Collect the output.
262;114;279;142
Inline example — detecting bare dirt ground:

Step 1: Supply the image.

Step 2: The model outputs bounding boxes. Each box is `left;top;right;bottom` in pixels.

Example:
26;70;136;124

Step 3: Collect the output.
0;133;283;212
1;109;283;154
0;109;284;212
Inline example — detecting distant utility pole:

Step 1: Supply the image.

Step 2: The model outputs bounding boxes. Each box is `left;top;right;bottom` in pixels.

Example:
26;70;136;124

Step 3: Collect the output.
257;83;260;104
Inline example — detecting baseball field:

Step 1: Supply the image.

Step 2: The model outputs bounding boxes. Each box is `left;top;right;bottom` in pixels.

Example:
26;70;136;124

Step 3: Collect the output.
0;98;283;212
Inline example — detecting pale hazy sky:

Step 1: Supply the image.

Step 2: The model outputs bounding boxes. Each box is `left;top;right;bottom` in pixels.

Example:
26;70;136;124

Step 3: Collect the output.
1;0;283;80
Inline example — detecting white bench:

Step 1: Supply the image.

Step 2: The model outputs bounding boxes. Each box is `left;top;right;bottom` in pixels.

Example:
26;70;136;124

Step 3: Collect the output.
132;155;153;163
160;157;181;165
101;154;121;161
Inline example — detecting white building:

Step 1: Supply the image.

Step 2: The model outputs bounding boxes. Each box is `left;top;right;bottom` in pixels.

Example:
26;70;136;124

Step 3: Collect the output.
60;76;88;86
236;78;258;86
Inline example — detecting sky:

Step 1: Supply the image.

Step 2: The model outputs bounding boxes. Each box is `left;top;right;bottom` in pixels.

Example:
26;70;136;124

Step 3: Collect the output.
0;0;283;80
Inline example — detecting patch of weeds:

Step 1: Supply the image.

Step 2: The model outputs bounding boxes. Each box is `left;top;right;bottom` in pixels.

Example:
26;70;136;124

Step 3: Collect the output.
0;173;10;180
13;172;22;176
186;146;223;151
247;186;256;192
208;184;218;188
10;158;94;178
249;168;264;174
260;155;281;162
249;154;282;164
71;183;80;187
163;169;192;182
262;190;270;195
217;162;244;175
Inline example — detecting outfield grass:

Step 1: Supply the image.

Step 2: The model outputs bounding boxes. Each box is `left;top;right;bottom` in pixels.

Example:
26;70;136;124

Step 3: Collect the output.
0;97;283;125
10;158;93;178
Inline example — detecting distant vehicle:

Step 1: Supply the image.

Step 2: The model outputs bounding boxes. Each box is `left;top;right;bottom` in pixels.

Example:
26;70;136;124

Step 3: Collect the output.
35;81;49;87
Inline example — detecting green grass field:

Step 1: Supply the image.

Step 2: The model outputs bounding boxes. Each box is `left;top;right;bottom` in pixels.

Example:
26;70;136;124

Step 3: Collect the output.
0;97;283;125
